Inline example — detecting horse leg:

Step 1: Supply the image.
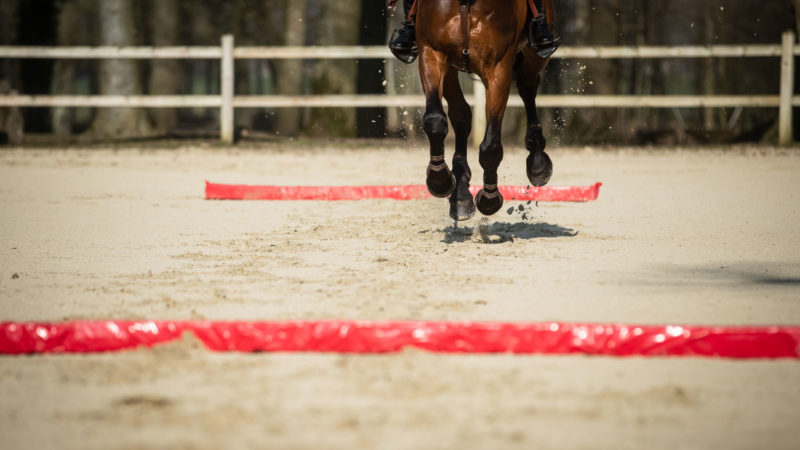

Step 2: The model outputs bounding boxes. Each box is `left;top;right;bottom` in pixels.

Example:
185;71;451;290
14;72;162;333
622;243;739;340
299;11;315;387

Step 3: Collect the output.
419;47;455;198
475;56;514;216
516;49;552;186
443;67;474;220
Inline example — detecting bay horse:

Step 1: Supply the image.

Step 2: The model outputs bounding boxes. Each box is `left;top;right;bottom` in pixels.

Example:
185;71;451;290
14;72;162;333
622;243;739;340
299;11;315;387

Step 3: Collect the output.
416;0;556;220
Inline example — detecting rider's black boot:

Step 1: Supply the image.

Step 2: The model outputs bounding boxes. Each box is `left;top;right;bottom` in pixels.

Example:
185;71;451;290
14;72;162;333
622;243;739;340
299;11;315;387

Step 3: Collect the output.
389;21;418;64
528;0;560;58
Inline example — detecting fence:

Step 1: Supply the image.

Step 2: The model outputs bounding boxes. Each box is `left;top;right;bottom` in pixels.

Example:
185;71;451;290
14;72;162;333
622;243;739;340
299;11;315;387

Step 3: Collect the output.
0;32;797;145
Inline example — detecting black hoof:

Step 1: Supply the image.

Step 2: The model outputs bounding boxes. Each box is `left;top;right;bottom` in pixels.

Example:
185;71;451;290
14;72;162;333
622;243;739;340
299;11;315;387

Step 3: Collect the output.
449;197;475;221
526;151;552;187
449;157;474;221
426;162;456;198
475;188;504;216
449;186;475;222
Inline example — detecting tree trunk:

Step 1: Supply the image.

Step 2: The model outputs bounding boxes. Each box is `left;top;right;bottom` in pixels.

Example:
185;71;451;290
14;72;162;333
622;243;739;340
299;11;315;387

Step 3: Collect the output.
229;2;280;133
5;89;24;144
51;2;75;137
309;0;363;137
551;0;589;144
185;2;217;125
0;0;21;144
566;0;619;144
796;0;800;38
794;0;800;141
89;0;152;139
0;0;19;87
274;0;307;136
51;0;96;136
0;83;24;145
703;2;716;131
148;0;180;135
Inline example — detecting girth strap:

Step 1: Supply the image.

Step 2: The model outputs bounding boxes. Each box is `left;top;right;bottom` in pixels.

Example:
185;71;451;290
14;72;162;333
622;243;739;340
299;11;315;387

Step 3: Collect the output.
405;0;474;73
460;1;471;73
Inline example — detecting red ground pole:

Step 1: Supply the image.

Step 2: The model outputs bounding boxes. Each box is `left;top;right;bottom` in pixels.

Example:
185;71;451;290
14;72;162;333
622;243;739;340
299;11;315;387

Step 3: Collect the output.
2;320;799;358
205;182;602;202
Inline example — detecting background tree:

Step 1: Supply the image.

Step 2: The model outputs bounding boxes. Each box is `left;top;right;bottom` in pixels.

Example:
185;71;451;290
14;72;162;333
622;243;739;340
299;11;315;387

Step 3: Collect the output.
148;0;180;135
0;0;19;90
90;0;152;139
1;0;22;143
308;0;362;136
229;1;282;133
274;0;307;136
183;1;218;128
51;0;96;137
2;0;799;143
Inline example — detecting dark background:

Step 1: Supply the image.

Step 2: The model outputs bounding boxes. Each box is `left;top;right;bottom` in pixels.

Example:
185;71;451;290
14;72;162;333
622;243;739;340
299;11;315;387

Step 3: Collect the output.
0;0;798;144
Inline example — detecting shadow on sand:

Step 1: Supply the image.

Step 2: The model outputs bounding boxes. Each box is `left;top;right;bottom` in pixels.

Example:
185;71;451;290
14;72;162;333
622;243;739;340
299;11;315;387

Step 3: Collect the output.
622;262;800;292
439;221;578;244
661;263;800;287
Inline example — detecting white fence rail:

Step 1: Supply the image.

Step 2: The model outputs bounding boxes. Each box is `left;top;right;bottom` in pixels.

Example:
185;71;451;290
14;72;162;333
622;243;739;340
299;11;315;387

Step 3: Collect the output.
0;32;797;144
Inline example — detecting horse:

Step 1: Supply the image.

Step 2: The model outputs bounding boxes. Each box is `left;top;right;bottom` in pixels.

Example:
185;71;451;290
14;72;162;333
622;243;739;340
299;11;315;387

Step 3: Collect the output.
415;0;556;220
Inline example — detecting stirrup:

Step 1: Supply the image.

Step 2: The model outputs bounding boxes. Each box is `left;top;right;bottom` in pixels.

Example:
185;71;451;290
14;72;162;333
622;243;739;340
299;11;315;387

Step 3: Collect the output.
389;27;418;64
528;15;560;59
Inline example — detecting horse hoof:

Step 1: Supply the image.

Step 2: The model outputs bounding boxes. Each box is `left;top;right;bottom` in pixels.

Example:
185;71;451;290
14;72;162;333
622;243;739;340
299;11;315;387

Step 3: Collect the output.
526;151;552;187
475;188;504;216
426;162;456;198
449;193;475;221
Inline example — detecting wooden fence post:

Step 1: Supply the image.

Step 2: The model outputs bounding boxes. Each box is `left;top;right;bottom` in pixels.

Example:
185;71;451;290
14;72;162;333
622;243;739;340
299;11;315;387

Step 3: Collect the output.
472;78;486;148
779;31;795;146
221;34;235;144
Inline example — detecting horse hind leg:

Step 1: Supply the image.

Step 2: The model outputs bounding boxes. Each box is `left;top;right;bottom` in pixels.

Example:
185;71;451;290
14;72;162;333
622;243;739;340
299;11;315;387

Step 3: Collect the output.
443;67;475;221
516;49;552;187
419;47;456;198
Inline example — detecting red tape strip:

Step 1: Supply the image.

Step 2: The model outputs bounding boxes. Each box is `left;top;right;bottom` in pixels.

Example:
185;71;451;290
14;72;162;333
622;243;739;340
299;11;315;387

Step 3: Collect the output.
205;182;602;202
2;321;799;358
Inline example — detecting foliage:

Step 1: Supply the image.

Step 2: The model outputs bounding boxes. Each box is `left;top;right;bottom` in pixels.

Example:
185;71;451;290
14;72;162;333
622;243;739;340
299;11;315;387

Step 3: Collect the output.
0;0;798;143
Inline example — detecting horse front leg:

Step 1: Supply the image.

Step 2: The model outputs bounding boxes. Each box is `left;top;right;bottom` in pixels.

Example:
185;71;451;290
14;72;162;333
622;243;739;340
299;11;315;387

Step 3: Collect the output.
419;47;455;198
516;49;552;186
475;59;514;217
443;67;475;220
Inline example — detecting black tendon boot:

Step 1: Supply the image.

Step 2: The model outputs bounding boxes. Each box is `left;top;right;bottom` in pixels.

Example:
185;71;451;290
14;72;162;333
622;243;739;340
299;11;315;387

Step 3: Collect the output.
389;0;418;63
528;0;560;58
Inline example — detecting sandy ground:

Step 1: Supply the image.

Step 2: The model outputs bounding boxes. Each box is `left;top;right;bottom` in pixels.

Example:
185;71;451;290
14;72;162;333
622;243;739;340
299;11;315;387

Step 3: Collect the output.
1;141;799;449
